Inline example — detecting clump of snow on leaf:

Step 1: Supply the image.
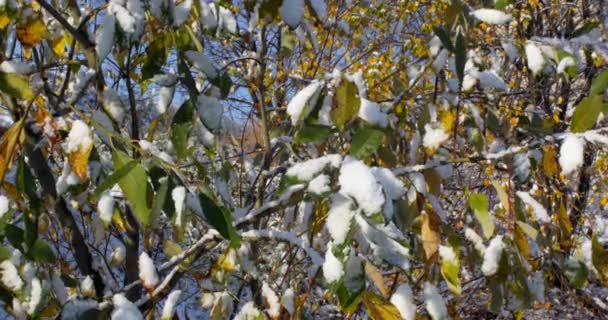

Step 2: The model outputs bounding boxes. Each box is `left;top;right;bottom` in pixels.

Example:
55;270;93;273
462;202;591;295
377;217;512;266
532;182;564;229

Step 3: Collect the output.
65;120;93;153
516;191;551;223
95;13;115;62
81;276;95;297
559;134;584;175
185;51;218;79
308;174;331;194
161;290;181;319
423;282;448;320
525;42;545;76
280;0;304;28
197;95;223;130
98;192;115;223
323;246;343;283
423;124;449;151
286;154;342;181
0;261;23;291
465;227;485;254
286;80;323;125
172;0;192;26
234;302;263;320
138;252;159;289
0;60;34;74
471;8;512;24
339;157;385;215
358;98;388;128
282;288;295;315
111;294;143;320
481;235;505;276
390;283;416;320
439;245;457;263
0;195;9;218
101;87;125;123
326;194;355;244
261;281;280;318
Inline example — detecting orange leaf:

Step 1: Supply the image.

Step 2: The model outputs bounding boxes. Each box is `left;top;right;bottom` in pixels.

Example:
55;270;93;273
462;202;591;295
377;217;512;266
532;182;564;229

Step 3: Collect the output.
16;15;45;48
68;143;92;181
0;120;26;183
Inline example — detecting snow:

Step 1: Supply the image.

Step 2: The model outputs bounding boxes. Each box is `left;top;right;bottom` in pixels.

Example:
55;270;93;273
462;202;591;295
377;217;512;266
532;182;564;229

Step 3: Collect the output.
66;120;93;153
423;282;448;320
109;0;136;34
358;98;389;128
102;87;125;123
97;193;114;224
156;85;175;115
111;244;126;266
355;214;411;270
56;162;81;194
185;51;218;79
218;6;236;33
502;41;519;61
199;1;218;29
234;302;263;320
280;0;304;28
326;194;355;244
481;235;504;276
391;283;416;320
423;124;449;151
149;0;167;19
309;0;327;22
282;288;295;315
0;195;8;218
439;245;457;263
26;278;42;315
286;154;342;181
60;299;98;320
525;42;545;76
516;191;551;223
161;290;181;319
262;282;280;318
197;95;223;130
95;13;115;62
150;73;177;86
557;57;576;74
138;252;159;289
172;186;186;227
286;80;323;125
0;261;23;291
81;276;95;297
371;167;405;199
433;49;449;73
52;273;68;304
111;294;143;320
339;157;385;215
308;174;331;194
476;71;508;91
0;60;34;74
559;134;584;175
471;9;512;24
465;227;485;254
172;0;192;26
323;246;343;283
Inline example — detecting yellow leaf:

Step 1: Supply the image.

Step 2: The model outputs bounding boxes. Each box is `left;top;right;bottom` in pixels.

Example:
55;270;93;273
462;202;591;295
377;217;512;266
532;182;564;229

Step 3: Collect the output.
68;142;92;181
163;240;183;257
0;119;25;183
50;35;66;57
0;13;10;29
16;15;45;48
421;210;440;261
542;145;559;177
365;262;389;298
361;291;401;320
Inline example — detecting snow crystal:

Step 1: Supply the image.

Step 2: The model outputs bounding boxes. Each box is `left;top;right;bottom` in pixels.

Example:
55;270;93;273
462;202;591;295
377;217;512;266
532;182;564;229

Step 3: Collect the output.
439;245;457;263
358;98;388;128
0;195;8;218
0;60;34;74
0;261;23;291
95;13;115;62
197;95;223;130
557;57;576;75
481;235;504;276
81;276;96;297
102;87;125;123
161;290;181;319
280;0;304;28
234;302;263;320
308;174;331;194
286;154;342;181
339;157;385;215
465;227;486;254
516;191;551;223
323;246;343;283
111;294;143;320
423;282;447;320
559;134;584;175
471;8;512;24
525;42;545;76
286;80;323;125
185;50;218;79
326;194;355;244
66;120;93;153
262;282;280;318
282;288;295;315
423;124;449;151
138;252;159;289
391;283;416;320
172;0;192;26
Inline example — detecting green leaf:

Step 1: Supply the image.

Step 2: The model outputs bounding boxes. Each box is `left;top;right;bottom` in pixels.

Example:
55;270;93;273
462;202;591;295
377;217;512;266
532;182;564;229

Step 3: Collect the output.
198;193;240;248
590;69;608;96
141;36;169;80
515;221;538;240
433;26;454;52
491;180;510;212
440;248;461;295
150;176;170;227
294;124;331;144
28;238;56;263
112;150;151;226
5;224;24;250
592;234;608;286
0;72;33;100
331;79;361;131
93;160;138;201
349;127;384;159
469;193;494;239
570;95;604;133
570;21;599;39
0;246;11;261
455;31;466;85
171;100;194;160
211;72;232;99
